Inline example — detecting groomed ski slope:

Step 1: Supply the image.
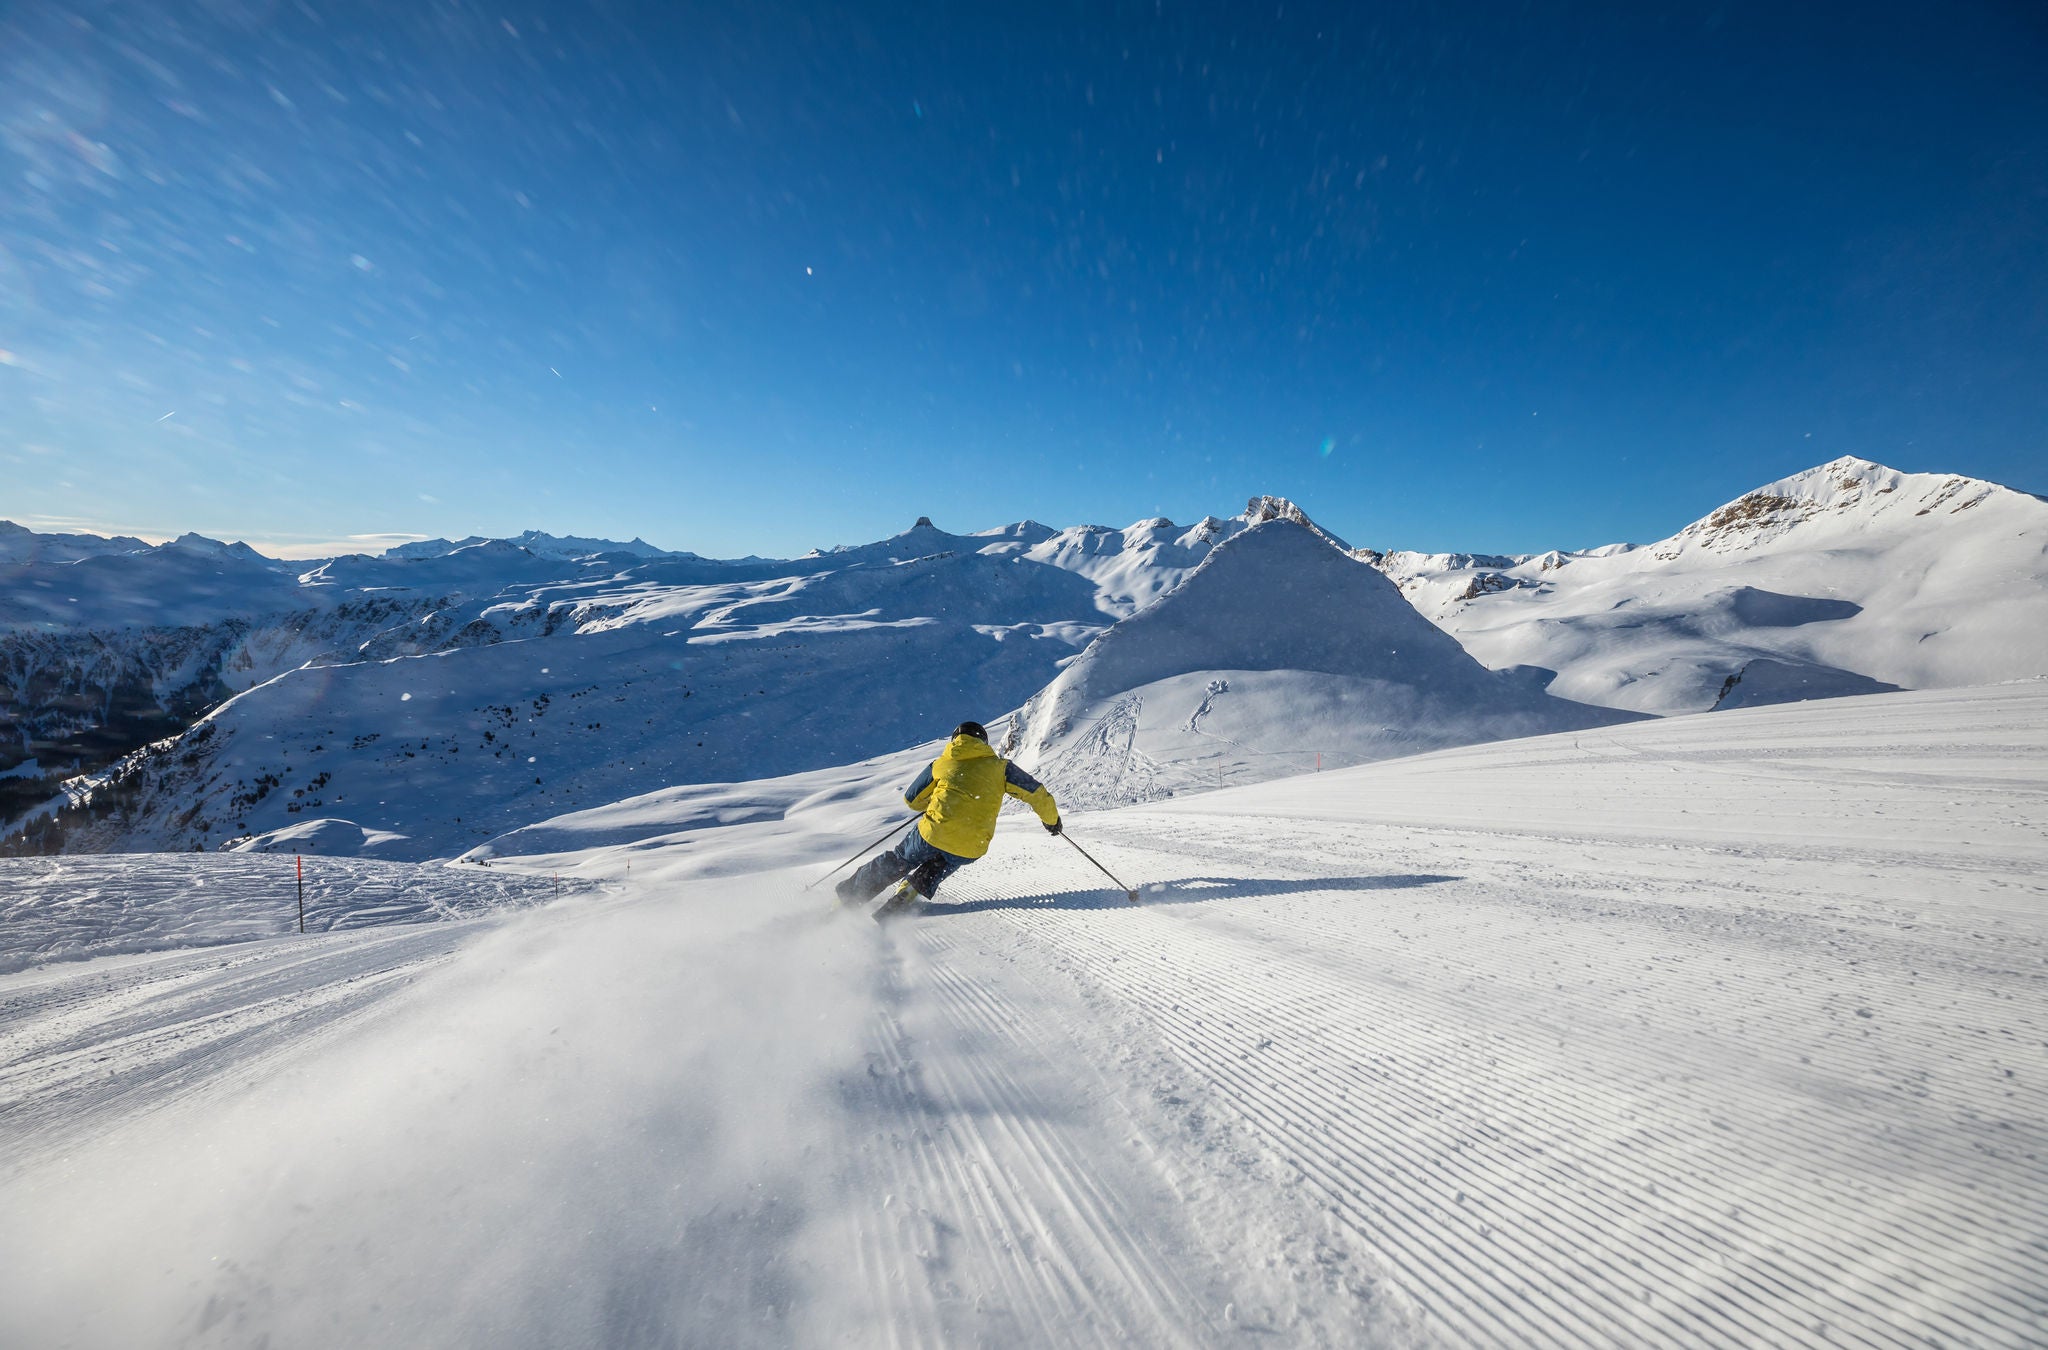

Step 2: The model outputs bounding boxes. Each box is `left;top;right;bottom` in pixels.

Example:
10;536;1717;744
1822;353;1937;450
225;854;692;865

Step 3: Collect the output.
2;683;2044;1347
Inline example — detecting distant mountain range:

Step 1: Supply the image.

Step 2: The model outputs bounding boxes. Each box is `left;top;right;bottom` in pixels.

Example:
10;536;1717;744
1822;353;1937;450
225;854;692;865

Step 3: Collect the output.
3;456;2042;857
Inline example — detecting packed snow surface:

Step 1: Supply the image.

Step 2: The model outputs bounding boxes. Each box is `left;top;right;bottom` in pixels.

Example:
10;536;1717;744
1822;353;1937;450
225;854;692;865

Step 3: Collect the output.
3;682;2043;1347
0;854;576;973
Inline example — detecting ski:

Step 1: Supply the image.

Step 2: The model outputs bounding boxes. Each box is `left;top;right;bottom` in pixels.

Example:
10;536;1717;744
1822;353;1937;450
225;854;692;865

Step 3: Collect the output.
870;883;926;924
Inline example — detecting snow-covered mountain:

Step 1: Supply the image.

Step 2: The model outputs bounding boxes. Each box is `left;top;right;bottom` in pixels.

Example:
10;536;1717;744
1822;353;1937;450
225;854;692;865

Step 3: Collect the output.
1004;495;1344;618
1378;457;2048;713
3;504;1297;857
0;529;306;631
0;597;442;814
0;520;152;565
1009;516;1638;807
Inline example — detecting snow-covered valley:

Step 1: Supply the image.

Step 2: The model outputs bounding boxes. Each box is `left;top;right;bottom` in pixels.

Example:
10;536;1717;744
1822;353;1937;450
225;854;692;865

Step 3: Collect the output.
3;682;2043;1347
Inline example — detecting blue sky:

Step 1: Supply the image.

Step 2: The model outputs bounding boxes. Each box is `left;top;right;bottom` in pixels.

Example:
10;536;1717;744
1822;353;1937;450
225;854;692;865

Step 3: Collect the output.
1;0;2043;559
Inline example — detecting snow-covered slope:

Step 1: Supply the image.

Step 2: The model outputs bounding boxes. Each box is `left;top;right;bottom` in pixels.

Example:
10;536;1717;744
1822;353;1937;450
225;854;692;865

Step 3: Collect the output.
0;853;574;973
1011;516;1638;806
466;742;936;877
4;683;2041;1348
0;597;464;833
1380;457;2048;713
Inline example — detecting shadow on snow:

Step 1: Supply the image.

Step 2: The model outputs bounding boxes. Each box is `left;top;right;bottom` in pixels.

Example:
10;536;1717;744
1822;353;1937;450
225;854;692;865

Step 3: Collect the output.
925;872;1461;916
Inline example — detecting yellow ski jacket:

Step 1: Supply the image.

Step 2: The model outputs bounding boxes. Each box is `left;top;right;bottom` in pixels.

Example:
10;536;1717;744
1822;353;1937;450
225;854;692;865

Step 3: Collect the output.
905;734;1059;859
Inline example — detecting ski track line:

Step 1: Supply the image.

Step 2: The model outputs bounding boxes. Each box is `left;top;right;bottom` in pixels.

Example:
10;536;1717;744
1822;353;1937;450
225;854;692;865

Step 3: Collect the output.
1071;921;1685;1350
1122;860;2048;1343
913;945;1214;1340
923;911;1435;1348
1;923;459;1065
840;919;1219;1348
1183;878;2040;1168
944;836;2047;1349
977;906;1525;1350
1020;906;1920;1350
853;946;1119;1346
1133;829;2048;1246
0;926;475;1169
851;1004;954;1350
1140;932;1989;1350
1220;897;2044;1344
911;928;1215;1345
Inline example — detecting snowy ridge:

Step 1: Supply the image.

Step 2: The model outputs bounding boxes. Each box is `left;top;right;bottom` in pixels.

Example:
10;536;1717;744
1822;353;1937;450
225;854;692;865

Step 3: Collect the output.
1378;456;2048;713
0;520;152;565
464;743;938;876
1012;516;1636;807
385;529;686;561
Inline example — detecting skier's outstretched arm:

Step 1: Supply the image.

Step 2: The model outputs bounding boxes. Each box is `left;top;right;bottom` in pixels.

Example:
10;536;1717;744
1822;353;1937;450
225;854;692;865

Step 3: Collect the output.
904;762;937;812
1002;760;1061;831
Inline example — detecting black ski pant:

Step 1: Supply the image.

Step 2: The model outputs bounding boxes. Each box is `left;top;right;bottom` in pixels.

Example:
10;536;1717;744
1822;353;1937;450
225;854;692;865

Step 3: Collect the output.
840;829;972;903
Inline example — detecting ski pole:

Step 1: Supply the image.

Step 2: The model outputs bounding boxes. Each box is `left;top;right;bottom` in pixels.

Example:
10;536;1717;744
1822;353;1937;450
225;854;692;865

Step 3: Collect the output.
804;818;916;891
1062;832;1139;904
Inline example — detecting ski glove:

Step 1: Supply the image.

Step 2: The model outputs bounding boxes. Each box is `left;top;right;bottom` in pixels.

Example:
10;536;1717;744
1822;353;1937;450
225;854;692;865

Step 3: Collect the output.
1045;819;1063;836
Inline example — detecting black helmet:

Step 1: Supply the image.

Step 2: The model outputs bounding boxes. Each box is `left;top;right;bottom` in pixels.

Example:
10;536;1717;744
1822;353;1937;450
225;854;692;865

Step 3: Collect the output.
953;720;988;742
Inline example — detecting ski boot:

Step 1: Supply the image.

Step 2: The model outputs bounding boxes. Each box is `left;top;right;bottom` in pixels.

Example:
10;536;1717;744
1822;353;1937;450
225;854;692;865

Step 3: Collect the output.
833;874;872;911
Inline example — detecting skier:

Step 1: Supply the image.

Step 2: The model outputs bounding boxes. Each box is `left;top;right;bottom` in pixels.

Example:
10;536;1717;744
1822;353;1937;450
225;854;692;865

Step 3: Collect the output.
837;721;1061;918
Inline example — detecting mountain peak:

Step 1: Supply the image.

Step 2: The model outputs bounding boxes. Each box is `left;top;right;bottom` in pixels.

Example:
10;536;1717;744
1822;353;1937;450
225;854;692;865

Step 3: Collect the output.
165;532;268;563
1670;457;2036;557
1773;456;1909;498
1243;495;1309;527
1241;494;1353;550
